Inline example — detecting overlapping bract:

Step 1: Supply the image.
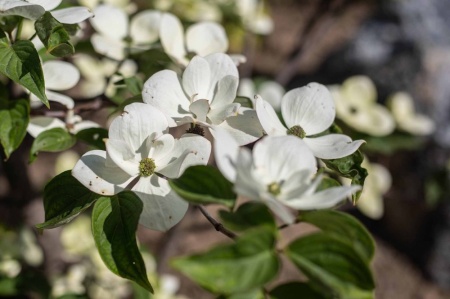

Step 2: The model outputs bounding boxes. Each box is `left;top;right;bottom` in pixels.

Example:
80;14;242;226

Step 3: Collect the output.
71;103;211;231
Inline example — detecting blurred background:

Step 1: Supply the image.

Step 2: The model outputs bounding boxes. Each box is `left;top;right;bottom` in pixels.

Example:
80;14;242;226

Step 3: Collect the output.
1;0;450;298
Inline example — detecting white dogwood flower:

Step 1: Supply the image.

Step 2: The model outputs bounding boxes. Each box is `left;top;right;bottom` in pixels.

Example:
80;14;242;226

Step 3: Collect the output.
238;78;284;110
72;103;211;231
214;131;361;224
255;83;365;159
159;12;229;66
388;92;435;136
236;0;273;35
329;76;395;137
90;4;162;60
143;53;263;145
0;0;93;23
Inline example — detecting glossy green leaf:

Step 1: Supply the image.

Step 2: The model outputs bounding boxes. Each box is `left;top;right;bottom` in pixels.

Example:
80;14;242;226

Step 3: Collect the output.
270;282;326;299
92;192;153;293
34;12;74;57
0;99;29;159
29;127;76;162
299;210;375;262
0;29;48;106
169;165;236;208
219;202;276;232
286;233;374;299
172;228;279;294
322;150;367;203
76;127;108;150
36;170;100;230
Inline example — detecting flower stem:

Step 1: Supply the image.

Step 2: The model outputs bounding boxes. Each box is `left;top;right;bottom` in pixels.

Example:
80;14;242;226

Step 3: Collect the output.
14;18;23;42
197;205;237;240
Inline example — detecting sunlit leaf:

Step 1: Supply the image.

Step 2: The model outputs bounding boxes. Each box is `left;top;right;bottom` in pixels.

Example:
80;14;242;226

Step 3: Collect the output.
34;12;74;57
0;29;48;106
29;127;76;162
169;165;236;208
172;228;279;294
0;99;29;159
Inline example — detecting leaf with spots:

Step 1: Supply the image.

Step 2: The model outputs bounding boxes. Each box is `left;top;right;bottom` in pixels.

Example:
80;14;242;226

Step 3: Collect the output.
36;170;101;230
92;192;153;293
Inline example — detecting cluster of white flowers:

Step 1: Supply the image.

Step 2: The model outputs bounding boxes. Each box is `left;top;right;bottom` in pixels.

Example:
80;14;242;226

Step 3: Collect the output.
69;50;365;230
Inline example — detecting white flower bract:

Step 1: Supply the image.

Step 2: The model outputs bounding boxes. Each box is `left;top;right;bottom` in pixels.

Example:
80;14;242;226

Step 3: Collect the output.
255;82;365;159
71;103;211;231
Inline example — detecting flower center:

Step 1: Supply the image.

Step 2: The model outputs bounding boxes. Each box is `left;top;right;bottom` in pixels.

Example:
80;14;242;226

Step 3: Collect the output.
139;158;156;177
287;125;306;139
186;124;205;136
267;182;281;196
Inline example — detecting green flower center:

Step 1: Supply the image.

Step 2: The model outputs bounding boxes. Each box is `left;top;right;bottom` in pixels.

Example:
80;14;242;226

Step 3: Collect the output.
267;182;281;196
287;125;306;139
139;158;156;177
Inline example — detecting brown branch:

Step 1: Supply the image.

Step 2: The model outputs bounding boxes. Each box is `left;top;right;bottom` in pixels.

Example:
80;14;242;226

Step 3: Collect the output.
197;205;237;240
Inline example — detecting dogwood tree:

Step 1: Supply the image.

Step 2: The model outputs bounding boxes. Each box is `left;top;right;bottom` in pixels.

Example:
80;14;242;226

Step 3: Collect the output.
0;1;384;298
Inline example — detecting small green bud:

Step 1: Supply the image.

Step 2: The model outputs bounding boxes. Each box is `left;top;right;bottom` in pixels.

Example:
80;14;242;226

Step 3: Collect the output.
287;125;306;139
139;158;156;177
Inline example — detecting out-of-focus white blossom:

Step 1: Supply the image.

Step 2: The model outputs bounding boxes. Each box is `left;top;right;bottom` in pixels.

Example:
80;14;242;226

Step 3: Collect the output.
236;0;273;35
238;78;284;110
329;76;395;137
388;92;435;136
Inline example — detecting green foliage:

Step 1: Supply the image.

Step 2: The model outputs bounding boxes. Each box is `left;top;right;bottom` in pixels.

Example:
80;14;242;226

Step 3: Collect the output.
34;12;74;57
217;289;265;299
299;210;375;262
172;228;279;295
131;48;173;78
322;150;368;203
234;96;253;109
0;99;29;159
286;232;375;299
364;133;425;154
92;192;153;293
112;94;143;116
0;29;48;107
29;127;76;162
219;202;276;232
169;165;237;208
76;127;108;150
114;77;144;96
270;282;326;299
0;268;50;297
36;171;100;230
0;16;22;33
316;177;341;192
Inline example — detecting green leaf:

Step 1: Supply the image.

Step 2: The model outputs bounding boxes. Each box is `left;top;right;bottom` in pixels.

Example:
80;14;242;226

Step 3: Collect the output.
76;127;108;150
114;77;143;96
29;127;76;162
131;48;172;78
316;177;341;192
364;133;425;154
34;12;74;57
322;150;368;203
270;282;327;299
172;228;279;295
0;16;22;33
286;232;374;299
92;192;153;293
36;170;100;229
219;202;276;232
0;29;48;106
0;268;50;297
169;165;237;208
0;99;29;159
299;210;375;262
234;96;253;109
110;94;143;117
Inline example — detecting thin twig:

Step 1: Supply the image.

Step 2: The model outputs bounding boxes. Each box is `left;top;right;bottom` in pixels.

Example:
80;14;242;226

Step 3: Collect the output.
197;205;237;240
